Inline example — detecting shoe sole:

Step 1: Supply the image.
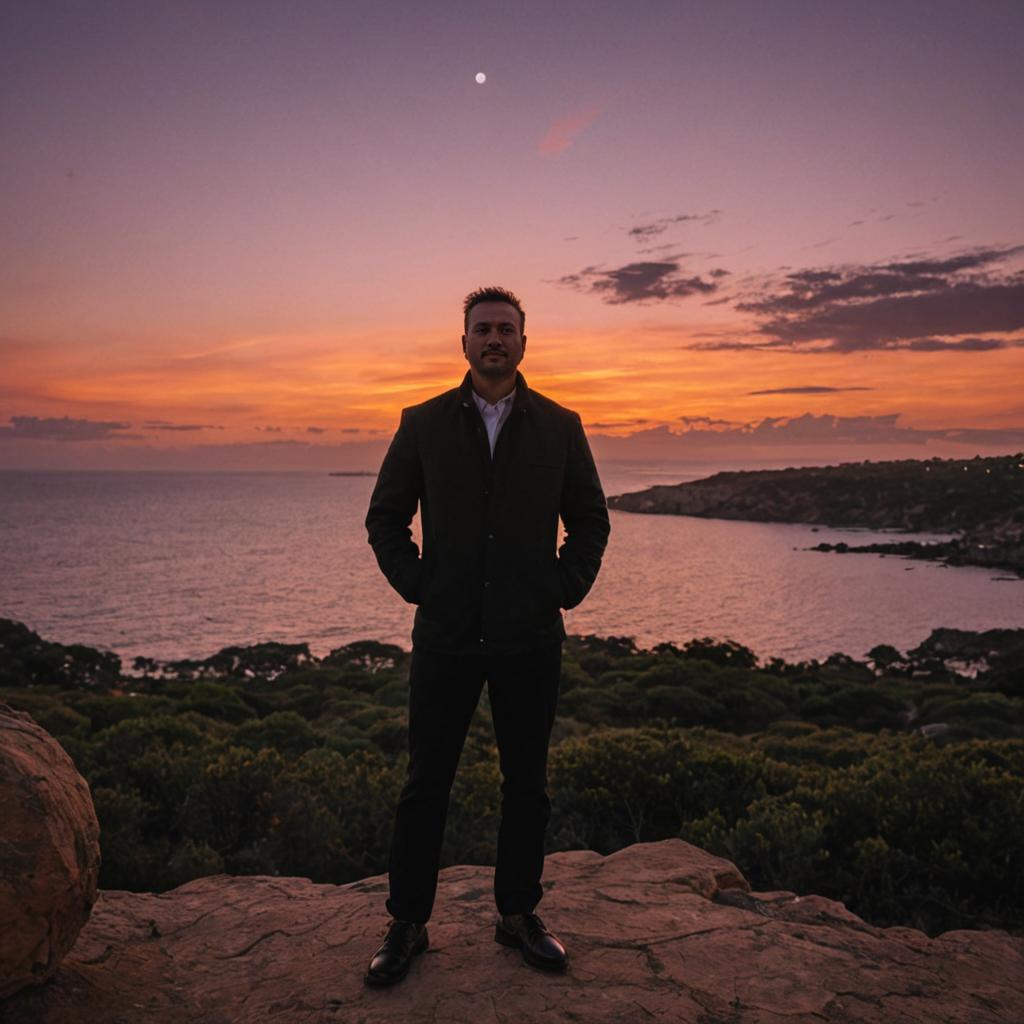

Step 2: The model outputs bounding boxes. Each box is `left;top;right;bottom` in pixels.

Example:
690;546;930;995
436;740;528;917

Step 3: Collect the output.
494;925;568;972
364;927;429;987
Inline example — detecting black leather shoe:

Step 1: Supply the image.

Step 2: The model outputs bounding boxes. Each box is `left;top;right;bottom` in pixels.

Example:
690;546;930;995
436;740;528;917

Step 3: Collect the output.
495;912;568;971
364;919;429;986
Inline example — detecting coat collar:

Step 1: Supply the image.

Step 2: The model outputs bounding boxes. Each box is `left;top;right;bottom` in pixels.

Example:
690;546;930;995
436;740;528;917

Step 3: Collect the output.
458;369;531;416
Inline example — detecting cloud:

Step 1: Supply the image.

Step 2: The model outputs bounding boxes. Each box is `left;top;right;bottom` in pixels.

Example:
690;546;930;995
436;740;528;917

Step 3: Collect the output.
537;107;600;155
206;403;262;414
142;420;224;431
746;386;875;395
592;411;1024;450
586;417;651;429
173;335;277;361
202;439;311;447
678;415;737;428
635;242;686;256
698;245;1024;354
0;415;142;442
906;336;1015;352
626;210;721;240
306;426;327;434
555;260;722;305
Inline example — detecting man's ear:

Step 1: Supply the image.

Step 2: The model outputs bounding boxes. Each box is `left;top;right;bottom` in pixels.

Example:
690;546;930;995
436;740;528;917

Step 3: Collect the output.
461;334;467;355
521;334;527;354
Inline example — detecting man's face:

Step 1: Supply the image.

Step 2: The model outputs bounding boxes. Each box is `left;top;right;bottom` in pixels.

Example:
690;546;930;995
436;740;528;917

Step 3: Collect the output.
462;301;527;380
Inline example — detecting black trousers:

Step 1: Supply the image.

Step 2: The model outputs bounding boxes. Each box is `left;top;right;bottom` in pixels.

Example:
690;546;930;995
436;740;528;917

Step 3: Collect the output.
385;639;562;924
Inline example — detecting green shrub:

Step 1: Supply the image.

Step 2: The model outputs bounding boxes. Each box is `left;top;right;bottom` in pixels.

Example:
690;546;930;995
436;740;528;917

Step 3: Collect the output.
233;711;319;757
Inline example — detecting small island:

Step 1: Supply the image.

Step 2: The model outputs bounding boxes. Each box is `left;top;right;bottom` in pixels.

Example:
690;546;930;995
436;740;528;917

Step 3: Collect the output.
327;470;377;477
607;454;1024;576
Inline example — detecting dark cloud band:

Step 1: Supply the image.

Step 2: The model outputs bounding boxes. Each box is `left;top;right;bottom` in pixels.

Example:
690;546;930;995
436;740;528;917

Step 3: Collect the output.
556;260;722;304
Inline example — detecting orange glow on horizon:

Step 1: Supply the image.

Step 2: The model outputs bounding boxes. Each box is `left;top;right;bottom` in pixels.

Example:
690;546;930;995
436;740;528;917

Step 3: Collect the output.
4;320;1023;452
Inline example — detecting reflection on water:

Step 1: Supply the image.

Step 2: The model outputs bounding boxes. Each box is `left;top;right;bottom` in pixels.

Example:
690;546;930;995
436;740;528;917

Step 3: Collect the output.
0;466;1020;665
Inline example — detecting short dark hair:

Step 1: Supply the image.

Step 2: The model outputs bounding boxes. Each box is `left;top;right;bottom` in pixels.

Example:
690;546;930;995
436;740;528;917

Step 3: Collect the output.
463;285;525;334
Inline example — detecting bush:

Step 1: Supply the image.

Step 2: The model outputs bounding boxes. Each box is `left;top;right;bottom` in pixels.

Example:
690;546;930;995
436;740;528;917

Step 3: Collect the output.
181;682;256;724
684;796;831;895
549;728;768;852
233;711;319;757
181;746;286;866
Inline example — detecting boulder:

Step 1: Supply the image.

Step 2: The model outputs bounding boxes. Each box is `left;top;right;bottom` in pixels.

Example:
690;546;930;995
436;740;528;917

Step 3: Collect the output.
0;703;101;999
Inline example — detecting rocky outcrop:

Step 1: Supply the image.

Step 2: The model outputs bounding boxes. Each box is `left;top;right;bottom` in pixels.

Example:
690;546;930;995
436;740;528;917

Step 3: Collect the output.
0;704;101;999
608;456;1024;576
4;838;1021;1023
607;456;1024;531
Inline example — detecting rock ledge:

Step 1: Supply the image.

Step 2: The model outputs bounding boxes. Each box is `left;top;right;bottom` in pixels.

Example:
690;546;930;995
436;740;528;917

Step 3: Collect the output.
4;839;1022;1023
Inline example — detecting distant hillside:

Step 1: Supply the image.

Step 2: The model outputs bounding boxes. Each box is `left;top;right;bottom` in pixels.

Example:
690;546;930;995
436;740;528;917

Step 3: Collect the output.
608;454;1024;575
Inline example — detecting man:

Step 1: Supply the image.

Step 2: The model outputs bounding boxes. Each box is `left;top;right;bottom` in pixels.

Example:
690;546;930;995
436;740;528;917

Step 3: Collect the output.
363;285;609;986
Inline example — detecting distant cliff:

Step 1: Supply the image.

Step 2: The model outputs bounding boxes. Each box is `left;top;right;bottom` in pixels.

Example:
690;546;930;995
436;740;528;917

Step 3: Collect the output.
608;455;1024;575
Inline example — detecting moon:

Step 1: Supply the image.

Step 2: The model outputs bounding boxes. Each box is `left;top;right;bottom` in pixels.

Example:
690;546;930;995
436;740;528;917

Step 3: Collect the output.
475;72;486;84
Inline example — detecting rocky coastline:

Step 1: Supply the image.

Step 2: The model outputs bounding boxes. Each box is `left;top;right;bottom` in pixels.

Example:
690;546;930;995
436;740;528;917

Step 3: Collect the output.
607;454;1024;576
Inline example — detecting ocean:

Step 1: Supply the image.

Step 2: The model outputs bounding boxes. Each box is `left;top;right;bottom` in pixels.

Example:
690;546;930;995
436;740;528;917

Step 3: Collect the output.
1;463;1021;666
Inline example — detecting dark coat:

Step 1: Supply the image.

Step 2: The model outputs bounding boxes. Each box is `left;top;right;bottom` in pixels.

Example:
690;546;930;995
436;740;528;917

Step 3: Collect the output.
365;370;610;656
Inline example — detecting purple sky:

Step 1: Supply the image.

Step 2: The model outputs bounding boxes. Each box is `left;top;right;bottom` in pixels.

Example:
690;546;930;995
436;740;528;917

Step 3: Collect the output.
2;0;1023;469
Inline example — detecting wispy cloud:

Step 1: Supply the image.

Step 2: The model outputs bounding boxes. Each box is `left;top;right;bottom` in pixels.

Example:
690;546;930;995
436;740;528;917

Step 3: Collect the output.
746;386;874;395
143;420;224;431
626;210;721;241
586;417;651;429
0;415;142;442
537;107;600;155
905;337;1013;352
593;411;1024;448
173;335;279;361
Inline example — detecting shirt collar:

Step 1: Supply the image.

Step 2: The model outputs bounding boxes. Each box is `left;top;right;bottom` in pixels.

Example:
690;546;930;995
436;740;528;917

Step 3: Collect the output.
458;369;530;414
472;386;516;412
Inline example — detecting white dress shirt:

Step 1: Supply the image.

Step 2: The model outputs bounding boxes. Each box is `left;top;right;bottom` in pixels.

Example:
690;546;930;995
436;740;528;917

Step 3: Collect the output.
472;387;516;456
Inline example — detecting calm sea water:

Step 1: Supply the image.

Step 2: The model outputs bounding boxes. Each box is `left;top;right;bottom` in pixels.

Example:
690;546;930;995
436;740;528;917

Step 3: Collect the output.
1;464;1021;666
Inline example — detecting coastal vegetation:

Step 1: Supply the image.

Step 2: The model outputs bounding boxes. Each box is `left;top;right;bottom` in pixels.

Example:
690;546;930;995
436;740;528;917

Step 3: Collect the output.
1;617;1021;938
607;454;1024;575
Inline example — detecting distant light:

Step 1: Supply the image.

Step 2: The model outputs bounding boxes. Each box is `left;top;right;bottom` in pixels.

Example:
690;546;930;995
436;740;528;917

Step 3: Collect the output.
475;72;486;84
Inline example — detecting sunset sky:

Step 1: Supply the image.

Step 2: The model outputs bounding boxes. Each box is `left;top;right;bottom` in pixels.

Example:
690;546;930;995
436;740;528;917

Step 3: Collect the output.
2;0;1023;470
